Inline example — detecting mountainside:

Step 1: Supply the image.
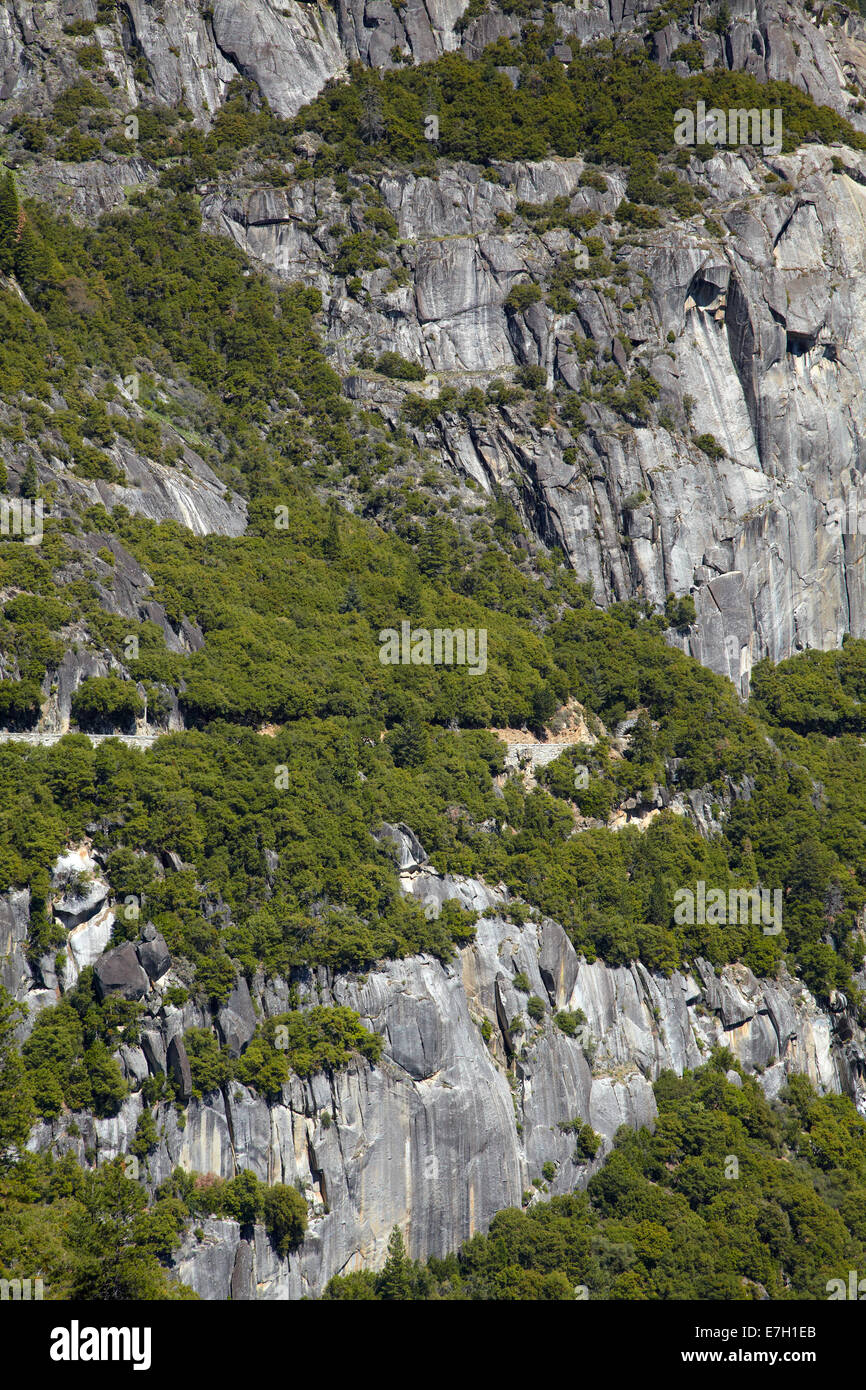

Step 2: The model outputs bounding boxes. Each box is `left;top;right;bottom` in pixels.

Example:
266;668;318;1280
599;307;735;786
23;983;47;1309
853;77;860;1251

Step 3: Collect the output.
5;1;866;678
4;0;866;1306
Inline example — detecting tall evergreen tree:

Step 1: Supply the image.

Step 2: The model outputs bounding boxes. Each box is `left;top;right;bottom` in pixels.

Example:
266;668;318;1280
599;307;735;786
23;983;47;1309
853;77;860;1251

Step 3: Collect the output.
389;716;429;768
339;578;362;613
359;86;385;145
323;498;341;560
0;172;19;276
13;218;39;291
376;1226;412;1300
648;871;669;928
417;516;450;580
399;560;423;618
628;710;655;762
20;456;38;500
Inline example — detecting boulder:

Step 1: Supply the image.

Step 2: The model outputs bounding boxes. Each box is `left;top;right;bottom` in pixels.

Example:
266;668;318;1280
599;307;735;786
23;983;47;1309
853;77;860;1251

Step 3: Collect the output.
140;1028;166;1075
94;943;149;1002
216;977;257;1058
66;904;114;974
136;932;171;983
120;1045;149;1087
52;877;110;928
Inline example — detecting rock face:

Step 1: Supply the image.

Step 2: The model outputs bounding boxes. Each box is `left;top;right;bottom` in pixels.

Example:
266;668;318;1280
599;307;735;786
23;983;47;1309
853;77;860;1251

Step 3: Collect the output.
93;942;149;1001
16;156;156;221
3;0;866;126
166;1034;193;1101
0;888;41;1037
207;139;866;689
6;2;866;681
4;0;866;1303
136;931;172;985
15;828;866;1299
216;976;257;1057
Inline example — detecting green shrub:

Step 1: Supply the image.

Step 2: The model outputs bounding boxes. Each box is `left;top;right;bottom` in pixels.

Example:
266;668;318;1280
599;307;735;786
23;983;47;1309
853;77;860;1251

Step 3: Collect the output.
526;996;546;1023
515;364;546;389
554;1009;585;1037
71;676;143;731
504;283;542;314
183;1028;230;1098
693;432;726;460
263;1184;308;1255
375;351;425;381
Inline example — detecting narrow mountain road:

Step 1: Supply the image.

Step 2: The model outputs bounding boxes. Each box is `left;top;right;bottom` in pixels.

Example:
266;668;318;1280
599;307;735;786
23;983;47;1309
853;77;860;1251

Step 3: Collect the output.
0;730;160;749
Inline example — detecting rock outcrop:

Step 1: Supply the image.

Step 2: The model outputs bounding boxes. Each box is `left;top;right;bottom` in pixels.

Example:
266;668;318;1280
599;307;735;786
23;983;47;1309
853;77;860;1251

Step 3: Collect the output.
5;2;866;683
4;0;866;1301
93;941;149;1001
206;139;866;689
13;828;866;1299
4;0;866;128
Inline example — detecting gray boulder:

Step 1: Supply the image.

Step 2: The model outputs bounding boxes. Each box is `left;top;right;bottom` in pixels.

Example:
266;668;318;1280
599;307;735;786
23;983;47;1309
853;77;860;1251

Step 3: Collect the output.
140;1029;166;1076
94;943;149;1002
52;877;110;928
217;977;257;1058
136;933;171;983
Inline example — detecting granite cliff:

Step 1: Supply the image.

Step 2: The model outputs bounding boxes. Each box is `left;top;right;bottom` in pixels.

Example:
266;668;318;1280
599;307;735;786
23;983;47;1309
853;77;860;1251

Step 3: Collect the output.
5;0;866;683
2;0;866;1300
4;826;863;1297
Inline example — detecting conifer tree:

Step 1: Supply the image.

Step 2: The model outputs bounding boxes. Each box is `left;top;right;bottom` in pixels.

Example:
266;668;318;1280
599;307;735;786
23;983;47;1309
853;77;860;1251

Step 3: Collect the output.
417;516;450;580
390;716;429;768
13;219;40;292
0;172;20;276
20;456;38;500
399;560;423;618
339;578;362;612
648;871;669;928
323;498;341;560
376;1226;412;1300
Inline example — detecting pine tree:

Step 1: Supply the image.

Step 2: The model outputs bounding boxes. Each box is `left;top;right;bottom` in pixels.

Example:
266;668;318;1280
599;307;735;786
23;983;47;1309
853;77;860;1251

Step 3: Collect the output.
339;578;362;613
399;561;423;618
417;516;450;580
390;717;429;768
359;87;385;145
20;456;38;500
628;709;655;762
376;1226;412;1300
648;871;669;928
323;498;341;560
0;172;19;276
13;219;40;292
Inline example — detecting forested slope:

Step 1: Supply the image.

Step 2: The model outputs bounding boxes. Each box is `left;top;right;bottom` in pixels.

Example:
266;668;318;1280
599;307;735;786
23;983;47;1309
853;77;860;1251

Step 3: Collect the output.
1;0;866;1300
